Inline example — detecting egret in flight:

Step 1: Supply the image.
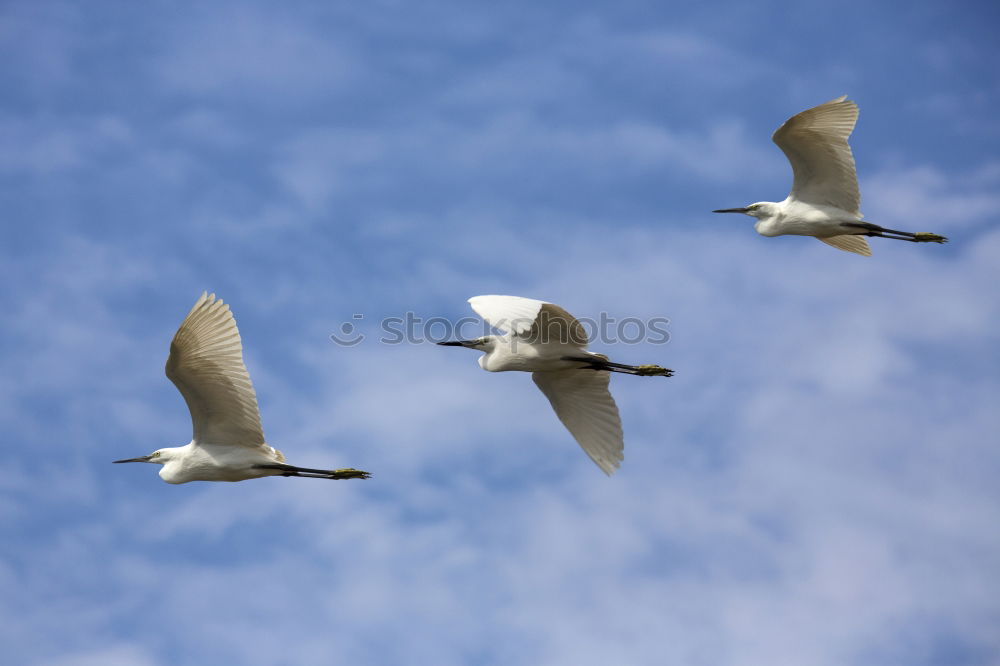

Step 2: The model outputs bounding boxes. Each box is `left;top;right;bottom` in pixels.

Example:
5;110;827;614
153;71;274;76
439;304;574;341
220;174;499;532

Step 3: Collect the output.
713;96;948;255
114;292;370;484
438;295;672;475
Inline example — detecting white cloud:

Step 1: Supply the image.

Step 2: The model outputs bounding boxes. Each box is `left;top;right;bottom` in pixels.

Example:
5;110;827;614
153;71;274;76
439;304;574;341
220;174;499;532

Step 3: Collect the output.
3;3;999;664
156;6;359;101
269;113;780;216
0;115;133;174
40;645;158;666
5;181;998;664
864;163;1000;231
0;1;82;95
5;237;998;664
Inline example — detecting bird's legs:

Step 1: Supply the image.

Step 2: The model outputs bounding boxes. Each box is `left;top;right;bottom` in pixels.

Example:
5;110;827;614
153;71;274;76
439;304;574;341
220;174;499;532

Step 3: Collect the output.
254;463;371;480
842;222;948;244
564;356;674;377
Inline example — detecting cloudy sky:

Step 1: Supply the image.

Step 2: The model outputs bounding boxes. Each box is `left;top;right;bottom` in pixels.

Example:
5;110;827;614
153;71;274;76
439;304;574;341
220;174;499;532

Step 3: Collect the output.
2;1;998;664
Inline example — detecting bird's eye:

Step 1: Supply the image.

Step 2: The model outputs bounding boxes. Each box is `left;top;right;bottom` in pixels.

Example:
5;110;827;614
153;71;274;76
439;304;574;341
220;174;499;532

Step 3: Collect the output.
151;451;161;458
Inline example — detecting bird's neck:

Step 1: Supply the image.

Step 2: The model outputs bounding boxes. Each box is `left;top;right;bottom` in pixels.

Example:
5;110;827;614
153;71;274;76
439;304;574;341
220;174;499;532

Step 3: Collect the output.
752;203;783;236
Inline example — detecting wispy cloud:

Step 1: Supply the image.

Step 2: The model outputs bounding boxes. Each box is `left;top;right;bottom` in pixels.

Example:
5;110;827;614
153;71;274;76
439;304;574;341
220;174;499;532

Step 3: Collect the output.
156;6;360;102
2;0;999;664
865;163;1000;231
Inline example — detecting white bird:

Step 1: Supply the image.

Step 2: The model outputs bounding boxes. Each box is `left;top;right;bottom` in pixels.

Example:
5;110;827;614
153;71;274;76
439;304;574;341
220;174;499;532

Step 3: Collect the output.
114;292;370;484
713;95;948;255
438;295;672;475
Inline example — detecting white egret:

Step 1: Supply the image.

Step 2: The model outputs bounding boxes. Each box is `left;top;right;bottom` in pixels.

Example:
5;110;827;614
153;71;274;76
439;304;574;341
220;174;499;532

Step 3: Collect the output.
438;295;672;475
713;95;948;255
114;292;370;484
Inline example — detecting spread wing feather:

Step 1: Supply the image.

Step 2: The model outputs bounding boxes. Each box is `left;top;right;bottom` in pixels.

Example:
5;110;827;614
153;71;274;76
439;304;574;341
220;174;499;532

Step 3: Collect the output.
818;235;872;256
469;295;589;346
773;96;861;214
165;292;270;451
532;369;624;475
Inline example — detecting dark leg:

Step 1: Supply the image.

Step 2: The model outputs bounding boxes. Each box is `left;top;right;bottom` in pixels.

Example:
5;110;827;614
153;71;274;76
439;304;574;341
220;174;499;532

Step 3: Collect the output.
564;356;673;377
254;463;371;479
842;222;947;244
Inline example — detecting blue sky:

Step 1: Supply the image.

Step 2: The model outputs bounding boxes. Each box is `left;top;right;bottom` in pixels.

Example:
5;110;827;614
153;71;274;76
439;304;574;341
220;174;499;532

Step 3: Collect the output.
2;1;999;664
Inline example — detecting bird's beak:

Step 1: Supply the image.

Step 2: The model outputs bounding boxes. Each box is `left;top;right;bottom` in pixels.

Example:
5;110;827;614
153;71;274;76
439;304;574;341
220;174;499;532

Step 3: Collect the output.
437;340;479;348
113;455;153;464
712;207;750;214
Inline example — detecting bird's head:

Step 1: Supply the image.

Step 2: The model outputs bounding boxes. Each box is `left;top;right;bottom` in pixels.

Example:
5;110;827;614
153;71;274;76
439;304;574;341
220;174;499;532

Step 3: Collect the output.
436;336;495;352
113;449;170;466
437;336;503;372
713;202;775;219
114;447;190;483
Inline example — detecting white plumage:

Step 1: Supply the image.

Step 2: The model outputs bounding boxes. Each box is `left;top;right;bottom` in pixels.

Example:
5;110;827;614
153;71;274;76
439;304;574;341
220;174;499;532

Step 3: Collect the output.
166;292;269;454
532;370;623;475
114;292;370;484
439;295;672;475
773;95;862;215
714;96;948;255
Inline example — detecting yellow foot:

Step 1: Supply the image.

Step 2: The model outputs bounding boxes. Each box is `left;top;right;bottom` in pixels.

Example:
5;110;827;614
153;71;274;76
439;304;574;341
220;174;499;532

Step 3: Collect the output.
636;364;674;377
913;232;948;243
330;468;371;480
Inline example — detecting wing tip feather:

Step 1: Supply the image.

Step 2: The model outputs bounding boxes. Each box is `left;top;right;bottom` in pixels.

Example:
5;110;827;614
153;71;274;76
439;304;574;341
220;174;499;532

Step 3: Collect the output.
818;235;873;256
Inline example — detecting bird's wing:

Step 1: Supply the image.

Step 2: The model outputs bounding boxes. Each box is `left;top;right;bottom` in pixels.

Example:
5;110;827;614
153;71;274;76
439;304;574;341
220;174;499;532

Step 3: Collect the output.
532;369;623;475
818;235;872;256
469;295;589;346
772;96;861;214
469;295;545;334
165;292;268;449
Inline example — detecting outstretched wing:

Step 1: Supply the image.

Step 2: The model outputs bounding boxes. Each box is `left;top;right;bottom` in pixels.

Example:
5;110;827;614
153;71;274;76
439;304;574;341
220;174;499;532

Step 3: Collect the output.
532;369;624;475
165;292;268;450
772;96;861;214
818;235;872;256
469;295;589;346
